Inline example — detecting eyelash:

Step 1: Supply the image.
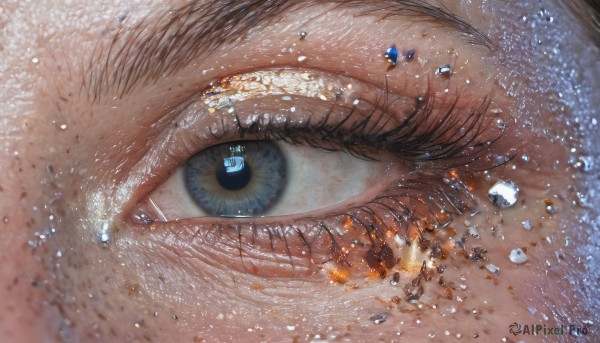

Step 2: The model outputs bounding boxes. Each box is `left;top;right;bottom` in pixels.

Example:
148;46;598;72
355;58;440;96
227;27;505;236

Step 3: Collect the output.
136;78;502;279
206;81;498;170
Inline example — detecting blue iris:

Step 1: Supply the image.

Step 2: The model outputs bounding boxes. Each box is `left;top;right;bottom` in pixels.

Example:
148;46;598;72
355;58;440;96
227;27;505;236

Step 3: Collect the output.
184;141;287;217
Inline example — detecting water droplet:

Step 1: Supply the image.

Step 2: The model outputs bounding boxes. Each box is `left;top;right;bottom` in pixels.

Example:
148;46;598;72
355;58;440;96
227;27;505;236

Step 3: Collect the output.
495;118;506;129
487;181;519;208
509;248;528;264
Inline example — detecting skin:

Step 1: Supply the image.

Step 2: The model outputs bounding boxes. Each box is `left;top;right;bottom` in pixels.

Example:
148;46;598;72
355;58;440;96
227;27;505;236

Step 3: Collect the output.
0;0;598;342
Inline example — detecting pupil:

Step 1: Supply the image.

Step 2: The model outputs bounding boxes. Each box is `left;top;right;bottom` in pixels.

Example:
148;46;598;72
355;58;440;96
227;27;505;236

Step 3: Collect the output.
216;156;252;191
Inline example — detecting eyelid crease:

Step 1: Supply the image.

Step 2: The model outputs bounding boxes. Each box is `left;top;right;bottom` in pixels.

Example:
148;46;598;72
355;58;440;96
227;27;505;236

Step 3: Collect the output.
202;76;507;171
86;0;494;101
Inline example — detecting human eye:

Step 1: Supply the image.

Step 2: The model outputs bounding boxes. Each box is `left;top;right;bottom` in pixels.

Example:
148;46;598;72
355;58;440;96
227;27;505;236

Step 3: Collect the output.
121;67;504;279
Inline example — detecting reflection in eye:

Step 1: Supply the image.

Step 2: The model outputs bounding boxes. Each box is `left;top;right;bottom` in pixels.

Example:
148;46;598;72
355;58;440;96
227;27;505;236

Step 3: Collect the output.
184;140;287;217
130;69;504;279
155;138;383;220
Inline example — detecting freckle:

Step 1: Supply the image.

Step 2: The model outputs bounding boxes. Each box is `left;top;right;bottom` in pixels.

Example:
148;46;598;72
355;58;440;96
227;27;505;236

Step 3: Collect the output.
127;283;141;295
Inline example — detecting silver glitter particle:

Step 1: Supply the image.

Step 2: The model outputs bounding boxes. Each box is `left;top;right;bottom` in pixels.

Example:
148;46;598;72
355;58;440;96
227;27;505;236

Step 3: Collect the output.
521;220;533;230
435;64;452;76
99;222;110;243
132;210;154;225
485;264;500;275
487;181;519;208
468;226;480;239
370;313;388;324
509;248;528;264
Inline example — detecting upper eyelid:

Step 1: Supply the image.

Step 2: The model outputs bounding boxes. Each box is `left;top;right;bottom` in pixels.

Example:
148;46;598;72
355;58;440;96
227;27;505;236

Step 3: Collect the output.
84;0;492;102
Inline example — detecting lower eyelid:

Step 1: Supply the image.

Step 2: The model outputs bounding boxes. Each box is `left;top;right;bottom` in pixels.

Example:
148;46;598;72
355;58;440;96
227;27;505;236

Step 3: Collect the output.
129;171;477;280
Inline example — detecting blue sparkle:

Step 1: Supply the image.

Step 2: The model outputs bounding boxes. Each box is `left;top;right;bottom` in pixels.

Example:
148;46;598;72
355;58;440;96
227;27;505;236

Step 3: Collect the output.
384;45;398;66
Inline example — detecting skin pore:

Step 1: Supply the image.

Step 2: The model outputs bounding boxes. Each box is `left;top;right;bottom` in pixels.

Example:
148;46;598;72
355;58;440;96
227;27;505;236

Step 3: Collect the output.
0;0;599;342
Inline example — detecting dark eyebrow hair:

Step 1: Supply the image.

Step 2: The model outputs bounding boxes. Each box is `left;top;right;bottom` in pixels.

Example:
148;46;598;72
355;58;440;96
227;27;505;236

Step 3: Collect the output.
566;0;600;43
84;0;493;101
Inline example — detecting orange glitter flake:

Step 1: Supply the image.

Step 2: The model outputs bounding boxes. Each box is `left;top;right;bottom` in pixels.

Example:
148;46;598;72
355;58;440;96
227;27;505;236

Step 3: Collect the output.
328;268;350;284
408;226;421;241
343;216;353;230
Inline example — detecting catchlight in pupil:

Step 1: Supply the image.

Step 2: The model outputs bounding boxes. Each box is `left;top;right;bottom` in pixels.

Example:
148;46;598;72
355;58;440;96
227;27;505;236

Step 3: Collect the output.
217;155;252;191
183;141;287;217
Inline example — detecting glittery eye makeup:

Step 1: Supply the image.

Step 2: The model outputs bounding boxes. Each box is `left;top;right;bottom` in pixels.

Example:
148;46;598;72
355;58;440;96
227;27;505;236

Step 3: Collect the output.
122;67;505;281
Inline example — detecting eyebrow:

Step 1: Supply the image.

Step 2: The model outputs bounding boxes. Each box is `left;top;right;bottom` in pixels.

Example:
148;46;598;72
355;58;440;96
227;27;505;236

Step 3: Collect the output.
84;0;493;101
567;0;600;43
